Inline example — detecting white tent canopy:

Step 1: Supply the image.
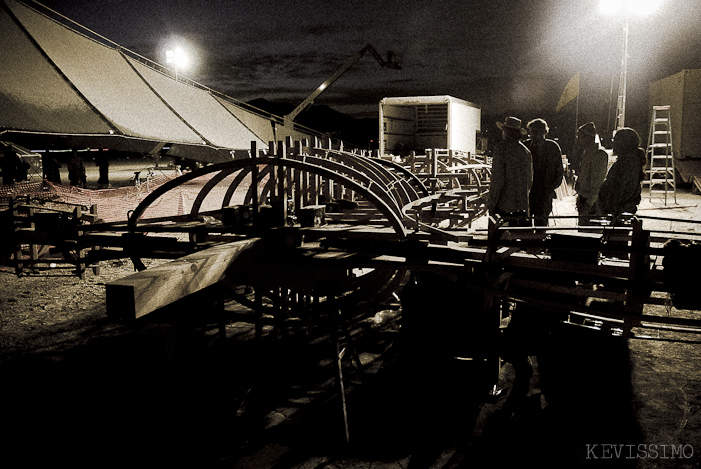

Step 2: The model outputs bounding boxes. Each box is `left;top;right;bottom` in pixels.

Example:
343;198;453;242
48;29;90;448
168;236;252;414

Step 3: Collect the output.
0;0;308;162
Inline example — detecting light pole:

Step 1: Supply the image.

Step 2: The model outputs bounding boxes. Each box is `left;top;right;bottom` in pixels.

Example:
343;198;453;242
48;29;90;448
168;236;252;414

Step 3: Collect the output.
166;46;188;81
599;0;663;134
616;13;629;131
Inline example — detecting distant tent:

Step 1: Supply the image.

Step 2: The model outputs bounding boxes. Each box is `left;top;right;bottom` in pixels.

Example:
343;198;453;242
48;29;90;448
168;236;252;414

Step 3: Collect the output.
0;0;308;162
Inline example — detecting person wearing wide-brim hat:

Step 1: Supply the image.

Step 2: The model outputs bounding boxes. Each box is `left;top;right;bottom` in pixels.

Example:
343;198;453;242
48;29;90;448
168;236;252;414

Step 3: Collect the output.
496;116;528;138
487;116;533;226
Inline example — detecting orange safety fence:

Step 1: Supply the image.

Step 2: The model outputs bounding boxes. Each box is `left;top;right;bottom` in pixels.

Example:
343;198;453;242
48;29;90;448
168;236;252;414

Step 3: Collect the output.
0;172;248;224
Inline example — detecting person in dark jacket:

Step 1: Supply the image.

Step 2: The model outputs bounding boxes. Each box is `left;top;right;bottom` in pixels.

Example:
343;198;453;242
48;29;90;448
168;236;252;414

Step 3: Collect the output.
43;152;62;183
574;122;609;224
487;116;533;227
597;127;646;218
67;148;87;188
95;151;110;188
1;143;21;185
525;118;564;227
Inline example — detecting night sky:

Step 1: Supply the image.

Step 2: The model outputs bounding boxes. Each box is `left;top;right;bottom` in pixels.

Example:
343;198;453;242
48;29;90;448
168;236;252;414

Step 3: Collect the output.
34;0;701;137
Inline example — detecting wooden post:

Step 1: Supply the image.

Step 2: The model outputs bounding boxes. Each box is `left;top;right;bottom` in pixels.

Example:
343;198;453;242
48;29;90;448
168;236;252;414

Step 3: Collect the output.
448;150;454;189
266;141;277;206
277;140;287;224
429;149;438;192
73;206;86;280
309;172;316;207
25;205;39;274
293;142;302;217
285;137;295;214
90;204;100;275
332;305;351;443
254;287;264;338
623;218;649;338
251;141;260;219
11;197;23;276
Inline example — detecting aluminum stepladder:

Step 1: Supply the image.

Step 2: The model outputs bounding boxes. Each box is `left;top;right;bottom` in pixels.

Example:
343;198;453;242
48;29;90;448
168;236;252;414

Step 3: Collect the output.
644;105;676;204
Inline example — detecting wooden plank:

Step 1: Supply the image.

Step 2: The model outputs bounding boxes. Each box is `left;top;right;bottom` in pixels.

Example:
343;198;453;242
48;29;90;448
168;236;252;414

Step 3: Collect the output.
106;238;264;319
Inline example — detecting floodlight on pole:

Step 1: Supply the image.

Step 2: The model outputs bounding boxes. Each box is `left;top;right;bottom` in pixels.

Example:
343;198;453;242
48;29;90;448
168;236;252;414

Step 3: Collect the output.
166;46;188;81
599;0;663;133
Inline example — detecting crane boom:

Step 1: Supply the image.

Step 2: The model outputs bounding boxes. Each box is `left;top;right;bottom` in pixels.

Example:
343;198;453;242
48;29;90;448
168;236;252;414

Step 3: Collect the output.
284;43;401;126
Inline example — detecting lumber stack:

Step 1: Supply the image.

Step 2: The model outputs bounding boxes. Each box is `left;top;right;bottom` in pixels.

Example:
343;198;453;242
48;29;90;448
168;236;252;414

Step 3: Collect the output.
106;238;264;319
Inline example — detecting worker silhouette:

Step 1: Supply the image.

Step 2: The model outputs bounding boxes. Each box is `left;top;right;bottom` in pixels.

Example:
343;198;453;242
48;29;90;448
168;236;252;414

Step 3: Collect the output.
487;116;533;227
43;152;62;183
525;118;563;228
597;127;646;219
1;143;26;185
574;122;609;225
95;151;110;188
67;148;87;188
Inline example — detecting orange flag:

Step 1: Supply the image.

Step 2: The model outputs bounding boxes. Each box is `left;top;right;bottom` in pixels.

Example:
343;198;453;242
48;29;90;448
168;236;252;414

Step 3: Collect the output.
556;73;580;112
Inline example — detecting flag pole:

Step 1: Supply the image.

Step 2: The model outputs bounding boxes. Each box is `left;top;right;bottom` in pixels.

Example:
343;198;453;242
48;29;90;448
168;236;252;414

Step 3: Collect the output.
574;73;580;141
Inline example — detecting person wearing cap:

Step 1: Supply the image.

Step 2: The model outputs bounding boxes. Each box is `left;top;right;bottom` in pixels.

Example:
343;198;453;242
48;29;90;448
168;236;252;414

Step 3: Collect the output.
597;127;647;218
525;118;564;227
487;116;533;226
574;122;609;223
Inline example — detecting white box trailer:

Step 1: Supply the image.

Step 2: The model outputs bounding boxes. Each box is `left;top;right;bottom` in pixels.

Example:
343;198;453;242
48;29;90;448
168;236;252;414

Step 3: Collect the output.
649;69;701;183
649;69;701;160
379;95;481;157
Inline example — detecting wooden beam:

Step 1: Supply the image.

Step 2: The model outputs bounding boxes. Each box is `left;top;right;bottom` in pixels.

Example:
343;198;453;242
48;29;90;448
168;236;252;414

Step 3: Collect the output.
106;238;264;319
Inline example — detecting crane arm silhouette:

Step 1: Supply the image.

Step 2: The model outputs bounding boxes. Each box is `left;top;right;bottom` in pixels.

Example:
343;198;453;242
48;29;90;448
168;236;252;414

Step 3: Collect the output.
284;43;401;126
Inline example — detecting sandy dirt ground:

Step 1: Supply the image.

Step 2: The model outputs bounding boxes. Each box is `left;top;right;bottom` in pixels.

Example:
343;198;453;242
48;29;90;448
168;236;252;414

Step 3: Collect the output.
0;183;700;468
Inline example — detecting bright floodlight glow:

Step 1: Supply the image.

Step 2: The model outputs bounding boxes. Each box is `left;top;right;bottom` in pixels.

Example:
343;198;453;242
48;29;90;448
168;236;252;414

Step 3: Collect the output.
599;0;663;17
166;46;188;69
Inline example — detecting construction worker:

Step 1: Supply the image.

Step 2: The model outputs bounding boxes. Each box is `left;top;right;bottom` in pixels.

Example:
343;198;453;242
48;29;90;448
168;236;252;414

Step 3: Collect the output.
597;127;646;219
67;148;87;188
525;118;563;228
574;122;609;224
487;116;533;227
